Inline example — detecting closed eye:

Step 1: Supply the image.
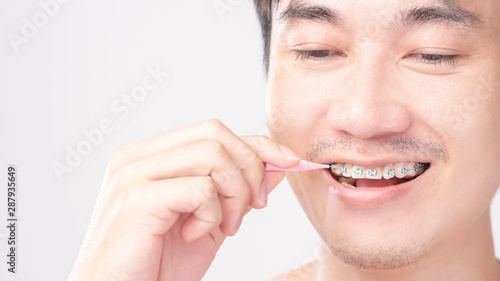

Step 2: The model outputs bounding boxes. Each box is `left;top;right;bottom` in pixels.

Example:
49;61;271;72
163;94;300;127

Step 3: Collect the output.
294;50;347;61
405;53;460;67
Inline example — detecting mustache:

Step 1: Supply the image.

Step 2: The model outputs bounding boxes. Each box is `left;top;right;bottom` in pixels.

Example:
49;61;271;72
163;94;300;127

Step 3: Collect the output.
306;137;449;163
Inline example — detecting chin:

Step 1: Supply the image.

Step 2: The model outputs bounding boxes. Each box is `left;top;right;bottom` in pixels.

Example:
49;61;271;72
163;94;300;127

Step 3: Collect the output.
285;166;439;270
317;222;429;270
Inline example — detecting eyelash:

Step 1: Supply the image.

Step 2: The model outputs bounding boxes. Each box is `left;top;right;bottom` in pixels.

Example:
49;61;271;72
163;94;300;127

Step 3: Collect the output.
294;50;345;61
294;50;460;67
407;53;460;67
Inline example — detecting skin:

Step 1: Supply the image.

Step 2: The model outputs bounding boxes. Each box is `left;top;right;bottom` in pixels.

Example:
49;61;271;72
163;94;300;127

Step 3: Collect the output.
68;119;300;281
267;0;500;280
68;0;500;280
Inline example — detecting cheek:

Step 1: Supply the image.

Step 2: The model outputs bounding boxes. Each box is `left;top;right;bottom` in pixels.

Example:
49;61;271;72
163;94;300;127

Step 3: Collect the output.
432;70;500;222
452;77;500;196
265;63;337;154
441;71;500;158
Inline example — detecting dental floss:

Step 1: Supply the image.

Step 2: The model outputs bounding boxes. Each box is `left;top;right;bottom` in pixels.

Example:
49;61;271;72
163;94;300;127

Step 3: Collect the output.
265;160;337;172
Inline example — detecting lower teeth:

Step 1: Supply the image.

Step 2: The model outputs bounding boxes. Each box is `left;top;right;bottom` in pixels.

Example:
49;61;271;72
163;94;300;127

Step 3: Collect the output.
341;182;356;188
338;176;415;188
339;176;357;188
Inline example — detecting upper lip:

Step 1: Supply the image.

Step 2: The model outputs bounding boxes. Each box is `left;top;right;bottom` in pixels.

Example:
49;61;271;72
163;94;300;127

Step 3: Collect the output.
319;155;432;169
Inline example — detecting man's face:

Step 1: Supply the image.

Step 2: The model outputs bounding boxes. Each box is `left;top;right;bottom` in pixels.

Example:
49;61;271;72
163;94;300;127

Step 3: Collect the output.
266;0;500;269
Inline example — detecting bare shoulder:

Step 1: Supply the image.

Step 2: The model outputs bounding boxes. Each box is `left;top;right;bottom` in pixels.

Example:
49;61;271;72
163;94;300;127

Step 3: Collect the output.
268;260;318;281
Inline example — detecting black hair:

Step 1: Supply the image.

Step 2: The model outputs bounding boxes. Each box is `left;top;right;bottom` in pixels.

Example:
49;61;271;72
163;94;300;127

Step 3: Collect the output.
252;0;277;74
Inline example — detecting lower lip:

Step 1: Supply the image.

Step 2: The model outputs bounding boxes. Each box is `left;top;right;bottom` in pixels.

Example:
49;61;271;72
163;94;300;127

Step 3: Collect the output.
324;169;425;207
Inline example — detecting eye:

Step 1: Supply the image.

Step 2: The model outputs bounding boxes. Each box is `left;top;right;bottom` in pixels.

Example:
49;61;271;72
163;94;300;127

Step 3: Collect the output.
294;50;347;61
406;53;460;67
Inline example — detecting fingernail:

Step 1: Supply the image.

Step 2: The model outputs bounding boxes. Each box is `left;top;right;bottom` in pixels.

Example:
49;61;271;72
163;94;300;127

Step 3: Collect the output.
259;182;268;207
279;144;300;160
233;216;244;235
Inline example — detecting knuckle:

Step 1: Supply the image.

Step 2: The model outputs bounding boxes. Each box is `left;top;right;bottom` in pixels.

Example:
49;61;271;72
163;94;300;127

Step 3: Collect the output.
117;188;142;209
237;141;257;159
202;118;229;134
212;170;232;186
205;140;227;155
204;118;224;129
114;162;135;183
222;177;251;202
222;160;240;176
255;135;276;151
242;181;252;198
212;208;223;225
253;135;272;144
246;150;262;167
111;163;141;193
200;178;217;199
112;144;132;161
236;185;252;204
109;144;134;172
244;135;274;155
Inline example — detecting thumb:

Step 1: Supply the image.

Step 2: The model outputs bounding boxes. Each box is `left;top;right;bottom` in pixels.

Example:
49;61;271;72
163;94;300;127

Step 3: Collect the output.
242;136;300;201
241;135;301;168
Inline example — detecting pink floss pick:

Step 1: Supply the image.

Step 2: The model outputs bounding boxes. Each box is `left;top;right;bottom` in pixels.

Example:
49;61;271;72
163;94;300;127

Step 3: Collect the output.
265;160;332;172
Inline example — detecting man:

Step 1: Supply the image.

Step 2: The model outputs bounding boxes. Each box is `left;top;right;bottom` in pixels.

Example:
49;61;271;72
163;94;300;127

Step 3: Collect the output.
69;0;500;280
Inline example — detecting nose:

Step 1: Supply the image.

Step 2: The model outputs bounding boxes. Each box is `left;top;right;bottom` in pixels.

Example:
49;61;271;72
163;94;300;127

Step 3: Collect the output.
327;57;411;140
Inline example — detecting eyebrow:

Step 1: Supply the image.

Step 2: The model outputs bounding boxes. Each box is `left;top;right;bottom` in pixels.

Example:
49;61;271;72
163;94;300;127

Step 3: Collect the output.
399;4;481;28
278;1;344;26
278;0;482;30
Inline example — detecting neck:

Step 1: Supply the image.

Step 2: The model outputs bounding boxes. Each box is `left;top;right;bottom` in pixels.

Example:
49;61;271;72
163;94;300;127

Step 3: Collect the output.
316;210;500;281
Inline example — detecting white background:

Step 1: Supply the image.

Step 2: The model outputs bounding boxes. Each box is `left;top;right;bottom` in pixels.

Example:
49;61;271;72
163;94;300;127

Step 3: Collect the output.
0;0;499;280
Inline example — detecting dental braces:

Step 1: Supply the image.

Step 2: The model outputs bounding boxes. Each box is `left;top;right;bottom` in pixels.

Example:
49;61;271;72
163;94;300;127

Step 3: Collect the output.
332;163;427;179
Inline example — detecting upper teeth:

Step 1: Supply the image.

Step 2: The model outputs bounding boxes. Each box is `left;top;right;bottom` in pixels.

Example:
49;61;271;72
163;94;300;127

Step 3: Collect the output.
332;162;426;179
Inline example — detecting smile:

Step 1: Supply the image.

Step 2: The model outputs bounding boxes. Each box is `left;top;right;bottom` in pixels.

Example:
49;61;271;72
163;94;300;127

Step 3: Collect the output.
330;162;430;188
